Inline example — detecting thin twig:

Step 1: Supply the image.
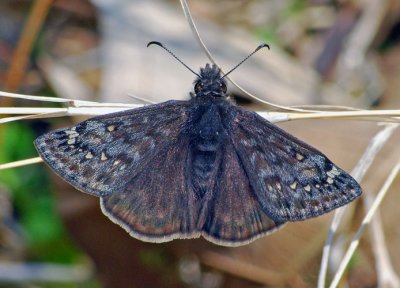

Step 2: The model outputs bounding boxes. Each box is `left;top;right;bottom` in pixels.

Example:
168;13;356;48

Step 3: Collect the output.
126;93;157;104
3;0;53;93
0;91;138;108
0;157;43;170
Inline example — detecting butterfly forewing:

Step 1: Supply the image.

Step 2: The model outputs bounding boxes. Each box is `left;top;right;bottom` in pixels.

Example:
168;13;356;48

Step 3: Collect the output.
34;100;190;197
227;107;362;222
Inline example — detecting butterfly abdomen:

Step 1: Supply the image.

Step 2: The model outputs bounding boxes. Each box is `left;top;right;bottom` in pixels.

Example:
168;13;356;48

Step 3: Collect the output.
190;102;225;198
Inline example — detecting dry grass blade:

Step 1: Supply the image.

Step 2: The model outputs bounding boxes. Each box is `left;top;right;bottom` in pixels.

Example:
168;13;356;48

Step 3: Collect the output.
329;159;400;288
0;91;141;119
0;91;139;108
318;124;398;288
0;114;41;124
126;93;157;104
0;91;82;103
0;111;76;124
288;110;400;121
0;107;135;118
2;101;400;124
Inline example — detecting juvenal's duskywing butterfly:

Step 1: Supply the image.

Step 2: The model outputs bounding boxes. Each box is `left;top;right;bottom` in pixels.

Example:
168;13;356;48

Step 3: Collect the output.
34;42;362;246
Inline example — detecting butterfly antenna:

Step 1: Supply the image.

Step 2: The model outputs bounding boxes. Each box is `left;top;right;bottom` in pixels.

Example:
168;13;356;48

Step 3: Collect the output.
222;43;270;79
147;41;201;77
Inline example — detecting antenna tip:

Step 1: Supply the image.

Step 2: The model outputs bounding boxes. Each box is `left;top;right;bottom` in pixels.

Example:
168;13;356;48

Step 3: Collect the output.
147;41;163;48
256;43;270;51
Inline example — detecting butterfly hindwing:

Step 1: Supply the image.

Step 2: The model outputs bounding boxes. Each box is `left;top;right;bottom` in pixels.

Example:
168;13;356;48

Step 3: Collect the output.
226;106;362;222
34;100;190;197
100;134;200;242
202;139;285;246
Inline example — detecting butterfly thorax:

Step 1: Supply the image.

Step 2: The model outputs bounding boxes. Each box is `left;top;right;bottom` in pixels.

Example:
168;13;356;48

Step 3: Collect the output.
193;64;227;98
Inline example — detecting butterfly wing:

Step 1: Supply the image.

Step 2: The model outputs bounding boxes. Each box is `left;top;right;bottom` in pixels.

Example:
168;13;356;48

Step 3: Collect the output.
100;133;200;242
201;139;285;246
226;106;362;222
34;100;190;197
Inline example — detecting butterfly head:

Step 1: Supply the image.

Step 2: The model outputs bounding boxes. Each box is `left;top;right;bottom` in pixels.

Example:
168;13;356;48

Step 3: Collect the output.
193;64;227;98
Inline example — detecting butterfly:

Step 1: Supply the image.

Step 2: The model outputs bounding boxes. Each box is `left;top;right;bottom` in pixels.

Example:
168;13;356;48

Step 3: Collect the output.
34;42;362;246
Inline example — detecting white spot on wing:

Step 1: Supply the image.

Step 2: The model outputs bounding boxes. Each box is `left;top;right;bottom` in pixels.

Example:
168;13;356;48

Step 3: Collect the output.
65;127;76;135
85;152;93;159
67;138;76;145
330;166;340;176
327;171;335;178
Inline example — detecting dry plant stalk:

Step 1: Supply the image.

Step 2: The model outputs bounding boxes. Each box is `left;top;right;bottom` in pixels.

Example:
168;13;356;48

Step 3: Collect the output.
329;159;400;288
318;124;399;288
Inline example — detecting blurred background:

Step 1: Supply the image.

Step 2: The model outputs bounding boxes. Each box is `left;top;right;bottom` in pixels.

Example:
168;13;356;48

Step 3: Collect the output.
1;0;400;287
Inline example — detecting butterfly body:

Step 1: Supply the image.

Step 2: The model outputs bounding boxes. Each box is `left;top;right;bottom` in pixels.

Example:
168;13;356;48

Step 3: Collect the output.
34;63;362;246
189;104;222;198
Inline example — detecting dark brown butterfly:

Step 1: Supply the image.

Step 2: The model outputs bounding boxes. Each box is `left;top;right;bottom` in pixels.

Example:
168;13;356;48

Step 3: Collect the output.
34;43;361;246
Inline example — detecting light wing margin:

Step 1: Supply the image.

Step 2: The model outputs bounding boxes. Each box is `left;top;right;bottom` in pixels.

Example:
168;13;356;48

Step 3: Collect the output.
100;135;200;242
